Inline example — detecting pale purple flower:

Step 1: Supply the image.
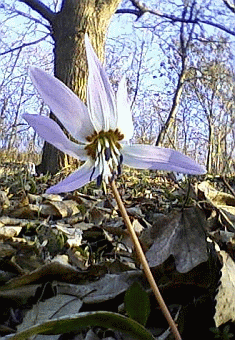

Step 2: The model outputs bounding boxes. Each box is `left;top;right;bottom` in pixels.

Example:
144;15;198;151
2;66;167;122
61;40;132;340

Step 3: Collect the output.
23;35;206;194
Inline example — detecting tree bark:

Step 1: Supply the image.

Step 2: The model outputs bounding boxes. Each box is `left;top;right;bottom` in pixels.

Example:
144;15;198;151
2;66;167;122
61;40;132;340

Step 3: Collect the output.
21;0;121;174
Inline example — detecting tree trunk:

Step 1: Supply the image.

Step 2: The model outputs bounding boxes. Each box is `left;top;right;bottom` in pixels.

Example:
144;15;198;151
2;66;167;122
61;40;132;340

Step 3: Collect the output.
23;0;121;174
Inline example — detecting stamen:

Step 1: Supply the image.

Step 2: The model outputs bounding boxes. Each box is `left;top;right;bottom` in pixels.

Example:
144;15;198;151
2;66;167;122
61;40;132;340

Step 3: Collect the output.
117;164;122;175
105;147;111;161
90;166;96;181
103;138;110;161
97;140;102;154
97;174;103;187
85;129;124;186
110;139;120;155
110;149;119;166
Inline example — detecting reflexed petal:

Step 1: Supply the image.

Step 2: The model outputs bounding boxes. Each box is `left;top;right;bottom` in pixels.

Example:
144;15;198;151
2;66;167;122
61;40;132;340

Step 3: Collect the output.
30;67;94;143
117;76;134;140
46;160;98;194
85;34;117;132
122;144;206;175
23;114;88;161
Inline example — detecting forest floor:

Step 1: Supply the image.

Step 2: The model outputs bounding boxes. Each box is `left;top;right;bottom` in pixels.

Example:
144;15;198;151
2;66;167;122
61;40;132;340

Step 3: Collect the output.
0;159;235;340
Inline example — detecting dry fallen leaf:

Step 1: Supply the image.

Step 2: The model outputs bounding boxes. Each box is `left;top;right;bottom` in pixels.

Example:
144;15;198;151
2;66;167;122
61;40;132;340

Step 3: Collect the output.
214;250;235;327
145;206;208;273
17;294;83;340
198;181;235;230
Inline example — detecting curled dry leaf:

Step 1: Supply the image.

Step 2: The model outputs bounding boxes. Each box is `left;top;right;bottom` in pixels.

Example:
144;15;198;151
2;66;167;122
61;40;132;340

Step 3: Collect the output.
145;206;208;273
214;250;235;327
40;200;80;218
198;181;235;230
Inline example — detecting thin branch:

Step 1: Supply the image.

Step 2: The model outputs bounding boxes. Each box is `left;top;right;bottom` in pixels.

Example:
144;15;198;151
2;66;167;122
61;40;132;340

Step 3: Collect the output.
223;0;235;13
131;40;145;109
0;34;50;56
119;0;235;37
2;3;50;28
12;8;50;29
19;0;56;24
116;8;141;16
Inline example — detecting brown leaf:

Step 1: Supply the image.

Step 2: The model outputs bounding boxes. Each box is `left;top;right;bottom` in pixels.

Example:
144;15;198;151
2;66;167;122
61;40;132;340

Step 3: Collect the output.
214;250;235;327
88;206;106;225
0;190;10;213
145;206;208;273
40;200;80;218
198;181;235;230
0;242;16;257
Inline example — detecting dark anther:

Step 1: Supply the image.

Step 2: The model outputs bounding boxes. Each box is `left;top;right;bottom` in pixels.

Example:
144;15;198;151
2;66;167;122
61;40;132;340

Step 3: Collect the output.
97;174;103;187
117;164;122;175
119;154;123;165
90;167;96;181
105;147;111;161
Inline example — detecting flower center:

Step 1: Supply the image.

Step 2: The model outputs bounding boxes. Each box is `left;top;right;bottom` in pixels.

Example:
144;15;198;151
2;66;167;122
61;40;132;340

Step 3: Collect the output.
85;129;124;185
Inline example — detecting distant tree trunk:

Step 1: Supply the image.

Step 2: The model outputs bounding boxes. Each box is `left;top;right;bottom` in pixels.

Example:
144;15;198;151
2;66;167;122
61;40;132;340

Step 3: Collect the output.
21;0;121;174
155;13;187;147
155;4;196;148
155;69;186;147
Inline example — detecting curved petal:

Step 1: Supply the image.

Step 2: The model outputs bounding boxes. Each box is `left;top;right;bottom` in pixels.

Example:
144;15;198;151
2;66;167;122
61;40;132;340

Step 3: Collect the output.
116;76;134;140
85;34;117;132
46;160;98;194
23;114;88;161
30;67;94;143
122;144;206;175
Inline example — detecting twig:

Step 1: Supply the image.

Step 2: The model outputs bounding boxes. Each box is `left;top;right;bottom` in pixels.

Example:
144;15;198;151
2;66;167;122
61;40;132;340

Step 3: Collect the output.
0;34;50;56
110;180;182;340
222;175;235;197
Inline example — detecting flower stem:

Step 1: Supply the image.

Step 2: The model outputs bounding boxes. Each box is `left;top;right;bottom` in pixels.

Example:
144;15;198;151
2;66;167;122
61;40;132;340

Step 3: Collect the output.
110;180;182;340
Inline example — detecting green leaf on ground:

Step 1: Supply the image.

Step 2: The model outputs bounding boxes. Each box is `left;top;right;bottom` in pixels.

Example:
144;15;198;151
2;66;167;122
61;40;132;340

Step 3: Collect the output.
124;281;150;326
4;311;155;340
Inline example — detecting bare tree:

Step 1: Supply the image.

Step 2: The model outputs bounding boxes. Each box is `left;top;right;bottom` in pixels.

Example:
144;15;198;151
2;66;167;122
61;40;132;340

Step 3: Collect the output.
155;2;197;146
184;38;235;173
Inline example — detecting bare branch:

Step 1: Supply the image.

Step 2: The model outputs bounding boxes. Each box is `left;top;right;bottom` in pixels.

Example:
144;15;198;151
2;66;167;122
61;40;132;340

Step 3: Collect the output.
223;0;235;13
0;34;50;56
131;40;145;109
19;0;56;24
11;8;50;29
116;8;141;17
2;3;50;28
120;0;235;37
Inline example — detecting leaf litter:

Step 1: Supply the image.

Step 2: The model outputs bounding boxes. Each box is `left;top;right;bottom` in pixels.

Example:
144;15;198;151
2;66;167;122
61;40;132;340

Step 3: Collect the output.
1;162;235;338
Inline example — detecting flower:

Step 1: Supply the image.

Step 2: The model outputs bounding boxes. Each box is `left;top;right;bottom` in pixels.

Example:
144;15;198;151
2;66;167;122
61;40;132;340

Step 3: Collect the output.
23;34;206;194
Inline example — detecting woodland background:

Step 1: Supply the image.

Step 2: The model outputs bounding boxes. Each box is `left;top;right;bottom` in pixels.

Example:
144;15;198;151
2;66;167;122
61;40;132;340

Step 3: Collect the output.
1;2;235;340
1;0;235;174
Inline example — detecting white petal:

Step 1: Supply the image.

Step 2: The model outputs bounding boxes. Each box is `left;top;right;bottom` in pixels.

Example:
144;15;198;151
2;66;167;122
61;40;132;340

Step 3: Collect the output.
117;76;134;140
30;67;94;143
85;34;117;132
23;114;88;161
46;160;98;194
122;144;206;175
